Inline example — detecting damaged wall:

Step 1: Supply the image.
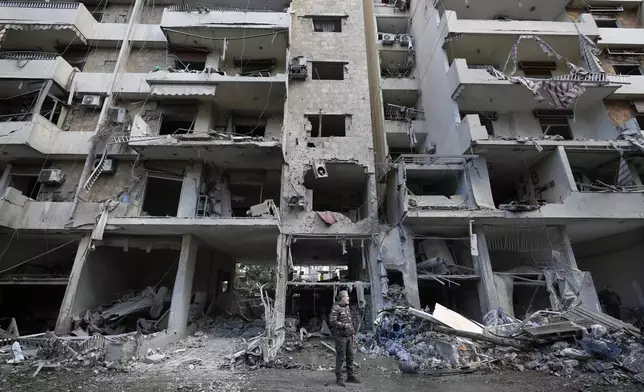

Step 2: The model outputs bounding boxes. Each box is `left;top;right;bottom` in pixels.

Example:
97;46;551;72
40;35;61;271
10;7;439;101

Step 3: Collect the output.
192;246;237;314
574;229;644;309
281;0;378;234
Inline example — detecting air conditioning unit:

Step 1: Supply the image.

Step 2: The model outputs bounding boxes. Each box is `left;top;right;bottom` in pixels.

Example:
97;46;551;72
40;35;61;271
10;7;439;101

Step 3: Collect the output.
289;56;308;81
81;95;101;108
94;158;116;175
399;34;411;45
313;161;328;179
38;169;65;186
382;34;395;45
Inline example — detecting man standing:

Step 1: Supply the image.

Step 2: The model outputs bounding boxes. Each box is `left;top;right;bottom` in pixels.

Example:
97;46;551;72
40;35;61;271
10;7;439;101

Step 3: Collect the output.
329;290;360;386
598;285;622;319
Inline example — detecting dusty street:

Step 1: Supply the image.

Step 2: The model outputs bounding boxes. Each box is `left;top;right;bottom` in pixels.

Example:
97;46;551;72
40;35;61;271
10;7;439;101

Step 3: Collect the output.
2;346;644;392
3;366;644;392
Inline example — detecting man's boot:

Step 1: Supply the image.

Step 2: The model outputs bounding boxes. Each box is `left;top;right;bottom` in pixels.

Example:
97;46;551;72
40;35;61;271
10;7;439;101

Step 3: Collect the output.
346;375;361;384
336;376;345;387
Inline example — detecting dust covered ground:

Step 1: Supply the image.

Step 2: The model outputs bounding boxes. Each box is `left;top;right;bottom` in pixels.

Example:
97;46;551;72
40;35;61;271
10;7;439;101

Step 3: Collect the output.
2;340;644;392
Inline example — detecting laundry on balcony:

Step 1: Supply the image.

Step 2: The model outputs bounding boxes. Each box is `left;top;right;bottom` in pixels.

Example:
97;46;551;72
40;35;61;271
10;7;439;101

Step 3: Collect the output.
492;35;614;109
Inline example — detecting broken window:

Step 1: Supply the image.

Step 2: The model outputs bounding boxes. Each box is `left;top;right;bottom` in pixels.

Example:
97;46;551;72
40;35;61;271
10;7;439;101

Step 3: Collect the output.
159;114;194;135
306;114;347;137
141;176;182;217
234;58;276;77
311;62;345;80
312;17;342;32
569;152;627;191
519;61;556;79
406;170;468;209
613;64;643;76
534;110;573;140
9;175;41;199
171;50;207;71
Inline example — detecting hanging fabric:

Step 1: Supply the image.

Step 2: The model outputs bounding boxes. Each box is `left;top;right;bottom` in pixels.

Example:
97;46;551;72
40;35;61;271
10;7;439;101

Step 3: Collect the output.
579;34;605;74
313;19;337;32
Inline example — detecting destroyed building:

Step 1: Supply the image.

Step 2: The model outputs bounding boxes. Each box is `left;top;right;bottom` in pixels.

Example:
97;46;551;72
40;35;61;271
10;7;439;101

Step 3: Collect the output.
0;0;642;350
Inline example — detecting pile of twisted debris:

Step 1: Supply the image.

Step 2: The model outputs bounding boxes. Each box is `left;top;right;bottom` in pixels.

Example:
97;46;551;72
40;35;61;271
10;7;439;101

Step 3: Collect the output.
358;304;644;385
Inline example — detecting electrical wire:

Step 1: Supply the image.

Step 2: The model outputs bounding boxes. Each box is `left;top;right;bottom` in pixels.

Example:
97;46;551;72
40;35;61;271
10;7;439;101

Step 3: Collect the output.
0;238;78;276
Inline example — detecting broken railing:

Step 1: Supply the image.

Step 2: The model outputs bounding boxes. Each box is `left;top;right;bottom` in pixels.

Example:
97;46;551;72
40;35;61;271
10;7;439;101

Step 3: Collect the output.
384;103;424;121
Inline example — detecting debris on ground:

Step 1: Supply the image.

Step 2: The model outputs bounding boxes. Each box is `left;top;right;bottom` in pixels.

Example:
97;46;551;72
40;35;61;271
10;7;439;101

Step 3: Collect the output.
72;286;171;336
357;305;644;384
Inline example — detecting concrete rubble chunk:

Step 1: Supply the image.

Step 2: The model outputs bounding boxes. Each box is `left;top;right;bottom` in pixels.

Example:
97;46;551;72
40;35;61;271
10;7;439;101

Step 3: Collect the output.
144;353;166;364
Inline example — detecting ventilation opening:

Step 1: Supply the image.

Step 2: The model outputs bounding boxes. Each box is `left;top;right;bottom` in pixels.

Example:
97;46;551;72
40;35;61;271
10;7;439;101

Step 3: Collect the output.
307;114;346;137
311;62;345;80
159;115;194;135
142;177;182;217
312;17;342;32
9;175;41;199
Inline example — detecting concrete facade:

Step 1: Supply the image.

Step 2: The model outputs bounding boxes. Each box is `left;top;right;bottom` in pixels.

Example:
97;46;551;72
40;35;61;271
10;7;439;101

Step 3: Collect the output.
0;0;642;341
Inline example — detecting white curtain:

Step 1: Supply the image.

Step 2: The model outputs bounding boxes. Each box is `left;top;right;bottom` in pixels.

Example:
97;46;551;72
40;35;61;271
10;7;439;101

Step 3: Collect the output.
314;20;336;32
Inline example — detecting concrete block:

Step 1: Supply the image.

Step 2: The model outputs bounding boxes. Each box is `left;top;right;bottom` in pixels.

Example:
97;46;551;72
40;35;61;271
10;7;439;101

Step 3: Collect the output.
3;187;28;207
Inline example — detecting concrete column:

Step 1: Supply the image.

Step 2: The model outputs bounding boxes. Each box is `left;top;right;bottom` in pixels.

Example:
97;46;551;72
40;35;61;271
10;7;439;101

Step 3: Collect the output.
168;234;199;334
473;226;501;316
367;241;385;321
194;102;214;134
559;226;579;269
400;226;420;308
55;235;92;334
177;163;202;218
273;234;289;348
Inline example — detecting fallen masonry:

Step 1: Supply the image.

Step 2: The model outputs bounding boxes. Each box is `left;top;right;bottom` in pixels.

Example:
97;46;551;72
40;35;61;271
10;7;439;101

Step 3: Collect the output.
357;305;644;385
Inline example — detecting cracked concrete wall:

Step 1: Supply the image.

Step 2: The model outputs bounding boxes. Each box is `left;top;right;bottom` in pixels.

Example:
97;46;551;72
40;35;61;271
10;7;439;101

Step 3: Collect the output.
281;0;378;234
63;100;159;133
93;4;164;24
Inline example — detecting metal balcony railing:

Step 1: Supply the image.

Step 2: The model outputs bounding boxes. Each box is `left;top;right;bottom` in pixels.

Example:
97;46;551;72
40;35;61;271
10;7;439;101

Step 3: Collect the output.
166;3;277;12
0;1;79;8
384;103;425;121
0;51;59;60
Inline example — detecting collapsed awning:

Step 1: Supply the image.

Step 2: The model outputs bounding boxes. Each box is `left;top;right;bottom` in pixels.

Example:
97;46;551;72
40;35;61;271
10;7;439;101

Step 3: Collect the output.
1;23;87;44
150;85;217;98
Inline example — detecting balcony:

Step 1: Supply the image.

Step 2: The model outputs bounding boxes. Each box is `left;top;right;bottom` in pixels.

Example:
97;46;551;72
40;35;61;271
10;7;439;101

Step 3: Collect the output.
0;53;75;90
447;59;620;113
0;2;95;50
441;11;598;38
598;27;644;48
145;71;287;113
125;114;284;170
484;146;644;226
381;77;419;107
0;188;101;231
383;104;426;148
606;74;644;99
74;72;150;98
0;114;93;159
439;0;570;21
161;4;289;28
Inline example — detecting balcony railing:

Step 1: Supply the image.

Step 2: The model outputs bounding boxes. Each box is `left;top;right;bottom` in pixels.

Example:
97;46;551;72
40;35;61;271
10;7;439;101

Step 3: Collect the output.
0;51;59;61
384;103;424;121
166;3;277;12
0;1;80;8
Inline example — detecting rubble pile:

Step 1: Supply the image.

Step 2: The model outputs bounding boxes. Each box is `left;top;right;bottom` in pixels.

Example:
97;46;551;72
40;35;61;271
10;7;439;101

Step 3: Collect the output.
73;286;171;336
357;306;644;384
